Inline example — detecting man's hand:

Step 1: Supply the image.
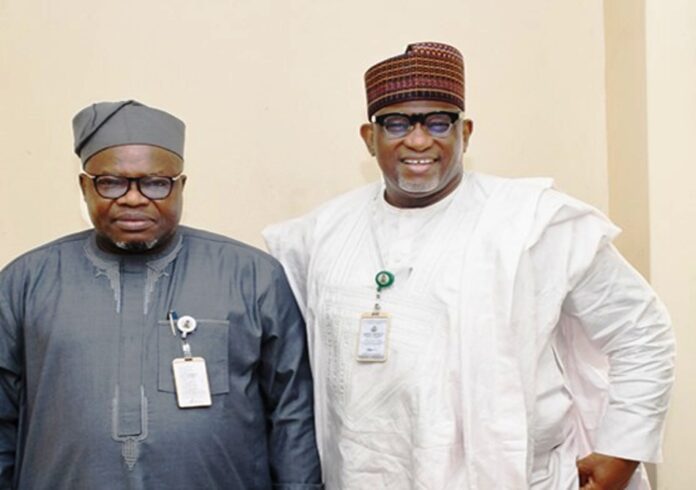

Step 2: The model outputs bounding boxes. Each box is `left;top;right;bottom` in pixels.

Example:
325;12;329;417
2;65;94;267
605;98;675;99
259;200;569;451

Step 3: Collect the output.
576;452;639;490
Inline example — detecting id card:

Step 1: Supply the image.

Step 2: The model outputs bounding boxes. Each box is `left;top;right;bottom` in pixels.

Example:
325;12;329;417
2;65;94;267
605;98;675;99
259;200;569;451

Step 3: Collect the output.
172;357;212;408
356;313;390;362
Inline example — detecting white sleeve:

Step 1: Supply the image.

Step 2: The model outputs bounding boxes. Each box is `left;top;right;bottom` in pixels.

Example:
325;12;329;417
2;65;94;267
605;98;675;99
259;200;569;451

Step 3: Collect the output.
561;244;675;463
262;214;316;318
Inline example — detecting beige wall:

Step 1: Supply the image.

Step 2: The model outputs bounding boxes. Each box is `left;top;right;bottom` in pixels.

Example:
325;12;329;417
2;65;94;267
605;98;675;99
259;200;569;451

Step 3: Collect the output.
604;0;651;277
1;0;693;486
0;0;608;265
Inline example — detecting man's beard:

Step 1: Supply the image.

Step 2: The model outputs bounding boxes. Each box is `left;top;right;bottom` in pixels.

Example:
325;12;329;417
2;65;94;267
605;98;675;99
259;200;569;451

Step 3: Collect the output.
114;239;160;252
397;174;439;194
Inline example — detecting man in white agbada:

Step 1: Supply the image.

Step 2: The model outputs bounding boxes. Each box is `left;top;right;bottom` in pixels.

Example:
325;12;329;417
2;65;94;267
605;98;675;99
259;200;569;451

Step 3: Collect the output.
263;42;675;490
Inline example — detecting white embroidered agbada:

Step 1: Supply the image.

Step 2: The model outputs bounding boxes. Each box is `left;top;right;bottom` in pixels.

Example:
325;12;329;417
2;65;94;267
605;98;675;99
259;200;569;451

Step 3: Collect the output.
263;173;674;490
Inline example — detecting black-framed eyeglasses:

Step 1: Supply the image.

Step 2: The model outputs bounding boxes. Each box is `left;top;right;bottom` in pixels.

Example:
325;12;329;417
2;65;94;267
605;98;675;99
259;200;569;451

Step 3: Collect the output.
82;172;184;200
372;111;463;139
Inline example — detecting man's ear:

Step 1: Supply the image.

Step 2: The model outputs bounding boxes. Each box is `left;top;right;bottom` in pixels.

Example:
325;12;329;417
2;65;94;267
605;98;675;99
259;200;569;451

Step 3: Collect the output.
461;119;474;152
360;123;376;156
78;173;88;198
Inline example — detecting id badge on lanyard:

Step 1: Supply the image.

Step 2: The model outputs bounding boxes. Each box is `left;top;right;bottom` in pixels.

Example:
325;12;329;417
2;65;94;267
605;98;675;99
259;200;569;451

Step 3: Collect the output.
168;312;213;408
357;312;390;362
356;270;394;363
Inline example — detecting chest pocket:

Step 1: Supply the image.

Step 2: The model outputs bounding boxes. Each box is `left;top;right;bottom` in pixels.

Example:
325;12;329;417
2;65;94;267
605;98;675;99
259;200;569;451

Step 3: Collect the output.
157;319;230;395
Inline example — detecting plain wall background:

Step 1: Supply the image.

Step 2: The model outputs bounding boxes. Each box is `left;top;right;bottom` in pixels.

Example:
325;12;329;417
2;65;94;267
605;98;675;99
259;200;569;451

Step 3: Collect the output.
1;1;693;487
0;0;609;257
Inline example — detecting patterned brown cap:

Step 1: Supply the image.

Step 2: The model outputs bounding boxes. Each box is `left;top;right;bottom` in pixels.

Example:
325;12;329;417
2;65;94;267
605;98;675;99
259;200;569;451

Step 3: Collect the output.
364;42;465;118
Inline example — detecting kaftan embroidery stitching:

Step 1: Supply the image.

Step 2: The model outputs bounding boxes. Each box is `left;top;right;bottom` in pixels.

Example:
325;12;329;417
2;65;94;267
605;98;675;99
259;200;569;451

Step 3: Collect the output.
143;236;182;315
111;386;149;470
323;298;347;407
84;241;122;313
144;269;168;315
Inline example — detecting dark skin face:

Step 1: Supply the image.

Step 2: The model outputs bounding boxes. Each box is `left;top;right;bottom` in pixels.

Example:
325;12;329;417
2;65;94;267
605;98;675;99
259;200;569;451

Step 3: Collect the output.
360;100;473;208
79;144;186;254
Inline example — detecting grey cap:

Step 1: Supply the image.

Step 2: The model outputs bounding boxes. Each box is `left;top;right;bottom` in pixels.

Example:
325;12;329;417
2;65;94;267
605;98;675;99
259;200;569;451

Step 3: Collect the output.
72;100;185;165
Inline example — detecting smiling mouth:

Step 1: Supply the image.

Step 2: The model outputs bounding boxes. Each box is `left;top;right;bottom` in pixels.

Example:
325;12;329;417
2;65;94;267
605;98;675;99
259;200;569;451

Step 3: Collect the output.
401;158;437;165
400;157;438;175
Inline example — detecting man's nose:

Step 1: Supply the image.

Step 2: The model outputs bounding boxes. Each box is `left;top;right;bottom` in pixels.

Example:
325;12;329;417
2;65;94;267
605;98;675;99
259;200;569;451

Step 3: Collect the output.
403;123;433;150
118;180;149;205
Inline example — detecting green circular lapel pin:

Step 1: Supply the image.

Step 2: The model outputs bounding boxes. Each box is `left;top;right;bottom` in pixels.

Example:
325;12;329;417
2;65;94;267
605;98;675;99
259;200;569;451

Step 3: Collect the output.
375;270;395;291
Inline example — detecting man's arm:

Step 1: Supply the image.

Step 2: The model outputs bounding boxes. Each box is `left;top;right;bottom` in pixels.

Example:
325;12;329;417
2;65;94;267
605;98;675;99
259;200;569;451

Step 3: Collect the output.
262;213;317;319
258;263;323;490
0;289;22;488
563;245;675;486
